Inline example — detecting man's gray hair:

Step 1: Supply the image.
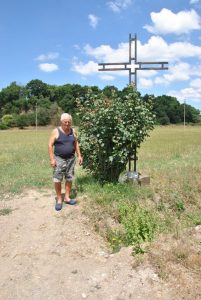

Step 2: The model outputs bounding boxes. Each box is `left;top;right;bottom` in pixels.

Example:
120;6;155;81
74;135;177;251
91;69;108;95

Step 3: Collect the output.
60;113;72;122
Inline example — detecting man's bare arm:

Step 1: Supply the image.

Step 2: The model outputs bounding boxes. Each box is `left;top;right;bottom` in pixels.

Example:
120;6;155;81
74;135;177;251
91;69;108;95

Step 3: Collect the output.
48;129;57;167
73;128;83;165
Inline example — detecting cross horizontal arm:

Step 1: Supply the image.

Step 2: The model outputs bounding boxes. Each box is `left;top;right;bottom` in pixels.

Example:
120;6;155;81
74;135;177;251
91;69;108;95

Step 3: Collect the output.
98;63;130;72
137;67;168;70
98;62;129;66
138;61;168;65
137;61;168;71
99;67;130;71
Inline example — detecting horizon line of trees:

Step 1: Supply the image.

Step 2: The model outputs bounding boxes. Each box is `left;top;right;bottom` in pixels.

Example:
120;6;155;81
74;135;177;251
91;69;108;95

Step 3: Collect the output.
0;79;200;129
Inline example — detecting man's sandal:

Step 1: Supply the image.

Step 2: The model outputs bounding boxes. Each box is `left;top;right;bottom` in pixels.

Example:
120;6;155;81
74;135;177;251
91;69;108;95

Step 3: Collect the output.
55;202;63;211
64;199;77;205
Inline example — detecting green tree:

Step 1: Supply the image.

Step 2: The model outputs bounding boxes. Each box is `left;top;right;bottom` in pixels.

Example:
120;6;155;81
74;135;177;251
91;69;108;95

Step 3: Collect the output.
49;102;62;126
0;82;21;116
102;85;119;98
26;79;49;98
37;107;50;125
182;103;201;123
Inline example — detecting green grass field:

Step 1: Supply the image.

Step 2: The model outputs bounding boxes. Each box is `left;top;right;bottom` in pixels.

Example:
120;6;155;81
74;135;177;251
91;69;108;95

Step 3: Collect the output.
0;128;52;194
0;125;201;251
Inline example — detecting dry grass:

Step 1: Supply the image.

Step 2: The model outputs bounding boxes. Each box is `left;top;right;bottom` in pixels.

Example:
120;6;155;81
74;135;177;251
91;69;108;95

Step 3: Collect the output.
0;125;201;296
143;226;201;299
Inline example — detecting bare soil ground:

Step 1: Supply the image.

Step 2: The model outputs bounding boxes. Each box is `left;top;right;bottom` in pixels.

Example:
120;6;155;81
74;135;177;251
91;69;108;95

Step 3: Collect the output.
0;189;200;300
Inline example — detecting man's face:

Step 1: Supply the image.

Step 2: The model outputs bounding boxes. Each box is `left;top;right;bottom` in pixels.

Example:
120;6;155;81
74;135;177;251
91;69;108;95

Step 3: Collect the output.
61;118;71;130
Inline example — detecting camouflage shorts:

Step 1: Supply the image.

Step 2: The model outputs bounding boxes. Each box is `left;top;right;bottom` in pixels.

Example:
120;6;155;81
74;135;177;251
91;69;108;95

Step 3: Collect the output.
53;156;76;183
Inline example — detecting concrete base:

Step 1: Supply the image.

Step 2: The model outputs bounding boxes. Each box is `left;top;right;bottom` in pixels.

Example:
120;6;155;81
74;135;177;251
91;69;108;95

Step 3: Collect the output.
138;174;150;186
119;173;150;186
127;175;150;186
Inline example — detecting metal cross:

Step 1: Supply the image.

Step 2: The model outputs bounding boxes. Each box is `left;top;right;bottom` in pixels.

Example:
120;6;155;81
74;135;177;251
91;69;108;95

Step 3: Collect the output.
98;33;168;88
98;33;168;173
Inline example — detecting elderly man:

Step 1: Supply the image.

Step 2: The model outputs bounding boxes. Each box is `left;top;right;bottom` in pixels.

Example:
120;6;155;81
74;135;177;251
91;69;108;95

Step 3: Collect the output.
48;113;83;211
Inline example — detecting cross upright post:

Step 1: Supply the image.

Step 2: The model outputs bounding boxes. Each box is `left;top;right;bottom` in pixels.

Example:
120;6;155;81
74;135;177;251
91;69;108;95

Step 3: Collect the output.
98;34;168;174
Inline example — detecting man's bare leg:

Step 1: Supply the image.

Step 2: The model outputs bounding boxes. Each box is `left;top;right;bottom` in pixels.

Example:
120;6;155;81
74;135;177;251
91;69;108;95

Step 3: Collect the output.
64;180;72;201
54;182;62;203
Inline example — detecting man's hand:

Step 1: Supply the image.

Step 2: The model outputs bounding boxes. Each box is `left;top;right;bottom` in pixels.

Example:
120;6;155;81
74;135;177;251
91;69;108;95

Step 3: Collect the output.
50;158;56;168
78;156;83;166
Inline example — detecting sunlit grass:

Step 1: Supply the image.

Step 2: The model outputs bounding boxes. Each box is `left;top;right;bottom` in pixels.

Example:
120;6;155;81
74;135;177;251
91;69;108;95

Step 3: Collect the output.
138;126;201;205
138;125;201;169
0;128;53;195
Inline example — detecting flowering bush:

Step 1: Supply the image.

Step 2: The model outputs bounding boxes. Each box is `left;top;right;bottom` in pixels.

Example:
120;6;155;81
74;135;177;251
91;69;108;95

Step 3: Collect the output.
77;86;155;183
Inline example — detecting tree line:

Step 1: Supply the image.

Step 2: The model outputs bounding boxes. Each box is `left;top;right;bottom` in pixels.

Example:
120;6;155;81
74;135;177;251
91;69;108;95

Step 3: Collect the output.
0;79;200;129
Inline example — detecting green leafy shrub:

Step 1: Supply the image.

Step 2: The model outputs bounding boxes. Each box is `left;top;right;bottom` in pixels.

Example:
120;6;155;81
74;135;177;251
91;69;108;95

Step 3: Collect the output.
15;114;28;129
77;85;155;182
1;114;15;127
118;201;157;247
0;122;8;130
37;108;50;125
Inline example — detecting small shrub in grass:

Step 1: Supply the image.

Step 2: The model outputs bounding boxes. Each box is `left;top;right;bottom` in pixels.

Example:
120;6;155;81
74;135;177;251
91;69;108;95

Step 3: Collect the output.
77;85;155;183
186;212;201;226
0;208;12;216
15;114;28;129
106;227;125;253
1;114;15;127
175;200;185;212
0;122;8;130
118;202;157;248
156;201;166;211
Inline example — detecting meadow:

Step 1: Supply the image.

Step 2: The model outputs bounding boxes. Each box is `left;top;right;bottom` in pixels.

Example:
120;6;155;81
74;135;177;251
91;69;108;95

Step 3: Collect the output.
0;125;201;252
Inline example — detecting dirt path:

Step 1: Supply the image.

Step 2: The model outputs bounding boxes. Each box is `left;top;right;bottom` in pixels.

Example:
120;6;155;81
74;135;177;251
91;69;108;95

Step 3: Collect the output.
0;189;200;300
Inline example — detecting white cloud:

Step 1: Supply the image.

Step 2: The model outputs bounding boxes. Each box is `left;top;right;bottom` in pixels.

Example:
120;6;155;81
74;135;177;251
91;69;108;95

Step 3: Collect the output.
144;8;201;35
168;87;201;104
83;36;201;63
84;43;129;62
168;77;201;104
39;63;59;72
107;0;132;13
137;70;157;78
154;62;201;86
72;60;98;75
158;62;191;84
190;78;201;88
191;65;201;76
99;74;115;81
136;36;201;62
88;14;100;28
35;52;59;61
139;78;153;88
72;56;129;77
190;0;200;4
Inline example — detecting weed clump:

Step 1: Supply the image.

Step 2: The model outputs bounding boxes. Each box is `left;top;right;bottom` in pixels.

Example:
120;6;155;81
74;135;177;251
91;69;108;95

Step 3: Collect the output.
0;208;12;216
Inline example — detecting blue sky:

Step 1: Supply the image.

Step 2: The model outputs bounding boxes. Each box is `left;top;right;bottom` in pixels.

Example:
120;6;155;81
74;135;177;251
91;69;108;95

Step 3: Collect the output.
1;0;201;109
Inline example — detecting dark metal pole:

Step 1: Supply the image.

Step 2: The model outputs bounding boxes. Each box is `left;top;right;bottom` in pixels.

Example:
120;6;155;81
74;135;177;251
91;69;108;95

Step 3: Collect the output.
135;34;137;63
134;146;137;172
